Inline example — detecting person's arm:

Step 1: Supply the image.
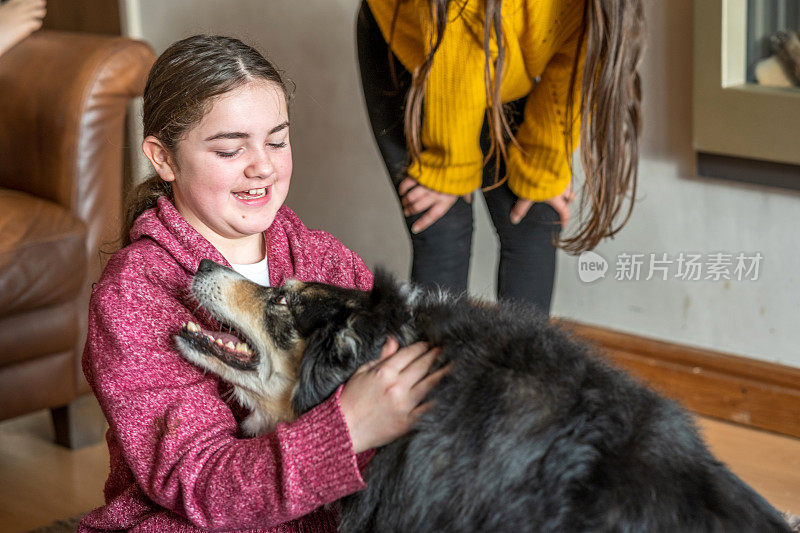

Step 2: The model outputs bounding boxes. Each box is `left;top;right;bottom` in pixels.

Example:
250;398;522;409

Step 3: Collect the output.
404;5;487;197
85;279;366;531
507;8;585;203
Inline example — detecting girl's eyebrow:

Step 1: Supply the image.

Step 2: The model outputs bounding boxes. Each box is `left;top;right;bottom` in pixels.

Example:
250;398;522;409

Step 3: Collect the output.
269;121;290;134
204;131;249;141
203;122;289;142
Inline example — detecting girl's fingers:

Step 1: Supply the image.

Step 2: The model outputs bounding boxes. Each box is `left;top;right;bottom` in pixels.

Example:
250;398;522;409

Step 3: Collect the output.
354;336;399;374
510;199;534;225
410;362;451;399
373;336;400;366
11;0;43;9
380;336;399;360
408;363;453;416
402;187;434;212
398;178;418;196
397;347;440;388
547;197;570;226
374;341;430;375
409;400;435;418
403;193;436;216
28;0;47;13
402;184;431;204
411;200;451;233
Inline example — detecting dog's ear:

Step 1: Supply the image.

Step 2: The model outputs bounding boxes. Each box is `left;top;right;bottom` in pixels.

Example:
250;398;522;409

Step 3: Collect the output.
291;270;418;414
292;318;383;414
293;303;350;339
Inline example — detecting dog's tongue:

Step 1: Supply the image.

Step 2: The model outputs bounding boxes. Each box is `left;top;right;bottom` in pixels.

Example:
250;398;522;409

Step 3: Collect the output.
208;330;242;345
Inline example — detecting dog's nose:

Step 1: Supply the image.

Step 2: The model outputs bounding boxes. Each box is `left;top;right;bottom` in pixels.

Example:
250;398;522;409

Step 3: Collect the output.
197;259;218;274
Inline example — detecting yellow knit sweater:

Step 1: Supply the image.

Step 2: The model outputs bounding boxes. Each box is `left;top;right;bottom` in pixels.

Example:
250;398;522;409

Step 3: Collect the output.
365;0;585;200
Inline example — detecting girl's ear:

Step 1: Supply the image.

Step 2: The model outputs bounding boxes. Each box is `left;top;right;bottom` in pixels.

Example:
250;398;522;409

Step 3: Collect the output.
142;136;178;182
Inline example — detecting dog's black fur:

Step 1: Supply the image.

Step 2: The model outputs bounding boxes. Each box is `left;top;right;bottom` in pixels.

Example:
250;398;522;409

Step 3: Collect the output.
179;262;791;532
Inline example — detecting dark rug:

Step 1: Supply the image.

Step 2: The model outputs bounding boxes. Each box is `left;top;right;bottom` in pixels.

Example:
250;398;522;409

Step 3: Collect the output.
25;512;800;532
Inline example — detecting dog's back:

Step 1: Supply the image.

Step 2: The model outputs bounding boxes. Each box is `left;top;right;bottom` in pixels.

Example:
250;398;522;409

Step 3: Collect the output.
311;278;791;532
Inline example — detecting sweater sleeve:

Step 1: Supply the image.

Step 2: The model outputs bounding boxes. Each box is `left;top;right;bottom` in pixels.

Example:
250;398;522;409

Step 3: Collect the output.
405;4;487;196
84;277;366;531
506;4;585;201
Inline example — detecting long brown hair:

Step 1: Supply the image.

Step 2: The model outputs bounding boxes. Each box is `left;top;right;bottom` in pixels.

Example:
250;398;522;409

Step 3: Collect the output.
120;35;292;247
397;0;645;253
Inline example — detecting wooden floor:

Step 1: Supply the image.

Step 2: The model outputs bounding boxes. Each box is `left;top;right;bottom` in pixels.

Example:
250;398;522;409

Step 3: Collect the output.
0;406;798;532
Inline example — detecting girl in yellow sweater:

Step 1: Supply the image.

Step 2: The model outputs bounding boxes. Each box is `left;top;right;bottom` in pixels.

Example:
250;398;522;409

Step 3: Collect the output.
357;0;644;312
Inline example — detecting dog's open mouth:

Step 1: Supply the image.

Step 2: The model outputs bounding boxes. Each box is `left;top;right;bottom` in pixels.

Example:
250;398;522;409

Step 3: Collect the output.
179;321;259;370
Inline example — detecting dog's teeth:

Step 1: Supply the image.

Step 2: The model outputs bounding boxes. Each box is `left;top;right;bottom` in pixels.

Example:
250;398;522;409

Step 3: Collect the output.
215;338;224;346
225;341;236;349
187;322;201;333
235;342;248;353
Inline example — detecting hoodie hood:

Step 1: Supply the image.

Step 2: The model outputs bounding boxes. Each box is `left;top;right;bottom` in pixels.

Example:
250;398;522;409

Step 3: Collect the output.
130;196;230;275
129;196;300;286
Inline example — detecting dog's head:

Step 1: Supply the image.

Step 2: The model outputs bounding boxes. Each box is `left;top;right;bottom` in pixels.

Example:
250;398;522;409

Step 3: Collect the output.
175;259;414;433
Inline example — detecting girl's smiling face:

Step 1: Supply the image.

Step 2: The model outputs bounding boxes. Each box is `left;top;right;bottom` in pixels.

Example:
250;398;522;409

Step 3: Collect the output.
144;81;292;261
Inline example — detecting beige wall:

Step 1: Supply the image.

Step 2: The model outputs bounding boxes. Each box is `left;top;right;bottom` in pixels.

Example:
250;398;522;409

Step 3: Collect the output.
553;0;800;368
124;0;800;368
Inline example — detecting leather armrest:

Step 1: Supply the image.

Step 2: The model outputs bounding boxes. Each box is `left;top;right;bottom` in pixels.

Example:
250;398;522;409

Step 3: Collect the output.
0;31;155;283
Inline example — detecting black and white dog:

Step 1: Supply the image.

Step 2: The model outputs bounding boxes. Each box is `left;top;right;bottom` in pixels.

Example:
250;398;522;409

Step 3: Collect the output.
176;259;791;532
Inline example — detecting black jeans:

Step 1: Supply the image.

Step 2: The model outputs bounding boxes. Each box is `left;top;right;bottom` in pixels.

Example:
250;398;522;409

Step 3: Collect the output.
356;1;561;313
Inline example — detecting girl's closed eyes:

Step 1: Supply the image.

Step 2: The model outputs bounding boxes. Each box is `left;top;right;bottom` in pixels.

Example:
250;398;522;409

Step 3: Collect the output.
214;140;287;159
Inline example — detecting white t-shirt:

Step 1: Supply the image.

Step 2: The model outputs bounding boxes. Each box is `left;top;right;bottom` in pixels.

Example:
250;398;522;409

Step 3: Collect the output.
230;256;270;287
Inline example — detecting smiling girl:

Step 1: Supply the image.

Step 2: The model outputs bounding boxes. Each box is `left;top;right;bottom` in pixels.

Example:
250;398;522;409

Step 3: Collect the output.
80;35;443;532
142;80;292;266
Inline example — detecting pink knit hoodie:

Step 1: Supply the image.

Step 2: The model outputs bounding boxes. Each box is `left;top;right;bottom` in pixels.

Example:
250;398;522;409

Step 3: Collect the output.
80;197;373;532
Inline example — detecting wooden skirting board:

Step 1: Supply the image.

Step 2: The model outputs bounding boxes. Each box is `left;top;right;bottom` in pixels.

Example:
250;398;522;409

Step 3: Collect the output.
557;320;800;439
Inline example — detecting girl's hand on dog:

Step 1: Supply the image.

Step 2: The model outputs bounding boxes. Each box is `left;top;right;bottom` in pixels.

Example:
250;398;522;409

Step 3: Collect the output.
340;337;448;454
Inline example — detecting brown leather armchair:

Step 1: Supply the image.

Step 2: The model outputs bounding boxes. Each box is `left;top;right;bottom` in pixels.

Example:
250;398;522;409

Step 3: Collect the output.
0;31;155;447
